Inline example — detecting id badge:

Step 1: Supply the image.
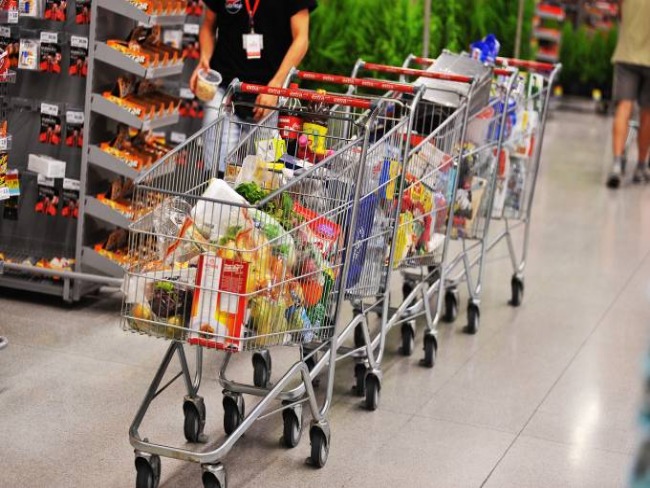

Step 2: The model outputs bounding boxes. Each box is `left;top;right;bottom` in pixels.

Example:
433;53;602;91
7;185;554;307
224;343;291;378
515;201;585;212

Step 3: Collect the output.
243;33;263;60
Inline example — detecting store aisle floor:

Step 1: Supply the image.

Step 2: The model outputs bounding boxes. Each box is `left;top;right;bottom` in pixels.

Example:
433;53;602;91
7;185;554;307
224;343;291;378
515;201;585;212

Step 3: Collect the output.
2;108;650;488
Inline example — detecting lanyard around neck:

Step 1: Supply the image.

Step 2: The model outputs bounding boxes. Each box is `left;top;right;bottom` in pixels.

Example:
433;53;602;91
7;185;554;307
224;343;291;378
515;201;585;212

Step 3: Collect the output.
244;0;261;32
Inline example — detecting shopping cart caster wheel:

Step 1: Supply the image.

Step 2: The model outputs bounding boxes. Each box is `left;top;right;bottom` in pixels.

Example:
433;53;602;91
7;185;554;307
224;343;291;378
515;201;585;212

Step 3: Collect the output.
463;304;480;335
135;454;160;488
183;397;206;443
309;426;329;468
400;322;415;356
444;289;459;323
202;464;227;488
509;276;524;307
282;407;303;448
223;394;244;436
353;363;366;396
364;373;381;411
421;333;437;368
252;351;271;388
402;281;414;300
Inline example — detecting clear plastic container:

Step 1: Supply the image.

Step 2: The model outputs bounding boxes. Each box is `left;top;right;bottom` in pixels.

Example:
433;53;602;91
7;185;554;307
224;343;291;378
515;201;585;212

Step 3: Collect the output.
196;69;222;102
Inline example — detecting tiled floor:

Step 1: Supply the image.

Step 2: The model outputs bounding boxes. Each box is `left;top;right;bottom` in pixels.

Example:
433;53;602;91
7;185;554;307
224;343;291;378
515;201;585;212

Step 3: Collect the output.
1;108;649;487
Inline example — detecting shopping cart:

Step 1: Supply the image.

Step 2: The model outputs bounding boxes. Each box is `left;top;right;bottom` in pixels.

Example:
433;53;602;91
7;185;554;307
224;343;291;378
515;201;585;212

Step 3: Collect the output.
349;56;517;337
273;68;476;410
121;83;385;488
406;55;561;312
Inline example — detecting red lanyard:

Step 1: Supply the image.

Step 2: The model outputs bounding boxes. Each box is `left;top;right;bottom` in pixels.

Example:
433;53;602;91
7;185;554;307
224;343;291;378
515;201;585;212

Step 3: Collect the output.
244;0;260;32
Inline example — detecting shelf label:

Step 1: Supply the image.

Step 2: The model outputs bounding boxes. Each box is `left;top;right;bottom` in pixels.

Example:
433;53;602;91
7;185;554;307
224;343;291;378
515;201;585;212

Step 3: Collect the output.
40;32;59;44
63;178;81;191
0;187;10;201
170;132;186;144
41;103;60;116
66;111;85;124
8;10;18;24
0;137;8;151
180;87;195;100
71;36;89;49
184;24;199;35
0;27;11;37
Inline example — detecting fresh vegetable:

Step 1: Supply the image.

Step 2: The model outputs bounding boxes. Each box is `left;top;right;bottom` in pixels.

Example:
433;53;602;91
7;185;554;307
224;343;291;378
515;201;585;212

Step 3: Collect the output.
247;208;297;267
301;280;324;307
235;182;267;204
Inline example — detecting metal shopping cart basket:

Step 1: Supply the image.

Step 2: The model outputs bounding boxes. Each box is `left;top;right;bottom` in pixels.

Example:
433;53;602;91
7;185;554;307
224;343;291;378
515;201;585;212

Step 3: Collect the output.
121;82;384;487
406;55;561;313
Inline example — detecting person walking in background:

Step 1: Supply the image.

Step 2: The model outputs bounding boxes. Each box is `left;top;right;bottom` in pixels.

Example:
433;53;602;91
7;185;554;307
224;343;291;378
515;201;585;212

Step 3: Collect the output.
190;0;317;178
606;0;650;189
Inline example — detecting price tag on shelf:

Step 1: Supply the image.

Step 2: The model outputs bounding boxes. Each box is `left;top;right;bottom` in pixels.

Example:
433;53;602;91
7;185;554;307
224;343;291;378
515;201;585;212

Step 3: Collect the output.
0;27;11;37
0;137;8;151
8;10;19;24
66;111;84;124
41;103;60;116
179;88;195;100
0;187;9;201
40;32;59;44
70;36;89;49
183;24;200;35
170;132;186;144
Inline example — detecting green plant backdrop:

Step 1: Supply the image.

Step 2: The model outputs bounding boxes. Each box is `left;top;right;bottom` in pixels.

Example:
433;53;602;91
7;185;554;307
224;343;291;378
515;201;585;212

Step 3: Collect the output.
303;0;616;96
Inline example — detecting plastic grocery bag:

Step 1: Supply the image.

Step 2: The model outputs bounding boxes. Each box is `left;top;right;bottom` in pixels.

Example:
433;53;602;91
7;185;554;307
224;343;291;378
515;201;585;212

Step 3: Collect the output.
191;178;248;241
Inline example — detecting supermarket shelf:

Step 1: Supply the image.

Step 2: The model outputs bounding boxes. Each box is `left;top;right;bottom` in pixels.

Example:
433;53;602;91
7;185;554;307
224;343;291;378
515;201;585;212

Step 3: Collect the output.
0;135;12;151
0;71;17;84
0;273;65;297
94;42;184;79
97;0;186;27
90;94;179;131
536;6;565;21
81;247;125;278
88;145;140;179
534;28;561;43
85;196;131;228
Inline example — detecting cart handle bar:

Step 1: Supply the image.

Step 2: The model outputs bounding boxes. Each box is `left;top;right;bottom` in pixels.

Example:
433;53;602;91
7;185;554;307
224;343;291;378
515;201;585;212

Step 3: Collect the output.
295;70;416;94
496;57;555;72
408;56;515;77
237;82;375;110
360;62;474;84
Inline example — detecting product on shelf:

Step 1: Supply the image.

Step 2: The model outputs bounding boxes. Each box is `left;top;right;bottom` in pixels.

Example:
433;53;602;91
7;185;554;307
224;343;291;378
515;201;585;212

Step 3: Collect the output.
0;27;18;69
99;125;174;170
39;31;62;74
75;0;90;23
102;76;182;120
61;178;79;218
34;174;59;216
107;25;185;68
127;0;188;15
181;23;199;59
65;110;84;148
69;36;88;77
18;38;39;70
39;103;62;145
186;0;202;16
18;0;41;17
178;87;203;119
0;252;76;280
44;0;66;21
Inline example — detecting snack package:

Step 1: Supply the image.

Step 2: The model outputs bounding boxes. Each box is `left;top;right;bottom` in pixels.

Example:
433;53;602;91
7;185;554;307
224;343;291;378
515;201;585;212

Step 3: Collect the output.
181;23;199;59
39;103;61;145
44;0;66;21
35;174;59;216
65;110;84;148
189;253;249;351
61;178;79;218
39;31;61;74
68;36;88;77
75;0;90;24
18;38;39;70
18;0;41;16
0;27;19;69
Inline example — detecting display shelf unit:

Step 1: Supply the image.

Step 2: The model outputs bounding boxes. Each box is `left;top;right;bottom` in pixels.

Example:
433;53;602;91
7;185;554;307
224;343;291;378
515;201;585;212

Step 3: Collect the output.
94;42;185;80
73;0;187;300
532;2;565;64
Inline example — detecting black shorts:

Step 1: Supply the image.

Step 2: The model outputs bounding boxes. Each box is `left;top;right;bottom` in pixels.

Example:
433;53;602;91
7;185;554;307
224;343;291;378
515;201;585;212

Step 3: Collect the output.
614;62;650;107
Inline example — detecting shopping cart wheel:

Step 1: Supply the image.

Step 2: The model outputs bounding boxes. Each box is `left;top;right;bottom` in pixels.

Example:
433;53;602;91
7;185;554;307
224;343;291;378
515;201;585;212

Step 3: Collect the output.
202;464;226;488
252;350;271;388
463;303;480;335
444;289;459;323
364;373;381;411
309;425;329;468
421;333;437;368
353;363;366;396
183;396;206;443
135;453;160;488
400;322;415;356
223;394;244;436
509;276;524;307
282;406;303;448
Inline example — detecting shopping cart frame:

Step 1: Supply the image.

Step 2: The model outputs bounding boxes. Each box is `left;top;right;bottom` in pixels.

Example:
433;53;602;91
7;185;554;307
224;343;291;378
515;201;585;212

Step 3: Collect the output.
124;82;384;488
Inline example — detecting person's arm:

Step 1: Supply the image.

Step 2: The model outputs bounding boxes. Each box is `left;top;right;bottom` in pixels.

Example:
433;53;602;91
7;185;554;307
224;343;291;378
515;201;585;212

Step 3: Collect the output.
253;9;311;120
190;9;218;93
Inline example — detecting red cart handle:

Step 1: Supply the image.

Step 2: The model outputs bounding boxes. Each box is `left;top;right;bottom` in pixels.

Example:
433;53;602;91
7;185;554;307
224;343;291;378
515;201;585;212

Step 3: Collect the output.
360;62;474;84
408;56;513;77
295;70;416;94
496;57;555;72
237;82;375;110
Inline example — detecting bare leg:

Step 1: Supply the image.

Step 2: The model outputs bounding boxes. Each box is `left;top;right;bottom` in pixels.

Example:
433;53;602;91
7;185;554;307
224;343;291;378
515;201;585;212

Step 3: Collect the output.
607;100;634;188
639;108;650;164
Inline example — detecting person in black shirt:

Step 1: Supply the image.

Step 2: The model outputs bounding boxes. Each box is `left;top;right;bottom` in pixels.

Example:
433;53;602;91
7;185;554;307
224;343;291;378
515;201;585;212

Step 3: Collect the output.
190;0;317;175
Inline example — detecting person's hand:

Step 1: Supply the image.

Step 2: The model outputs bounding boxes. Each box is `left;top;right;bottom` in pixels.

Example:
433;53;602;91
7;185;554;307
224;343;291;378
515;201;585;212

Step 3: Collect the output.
190;58;210;94
253;92;278;121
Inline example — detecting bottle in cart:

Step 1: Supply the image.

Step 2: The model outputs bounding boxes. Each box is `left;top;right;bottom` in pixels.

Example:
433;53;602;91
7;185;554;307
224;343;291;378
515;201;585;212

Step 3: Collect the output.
303;88;329;157
278;83;303;156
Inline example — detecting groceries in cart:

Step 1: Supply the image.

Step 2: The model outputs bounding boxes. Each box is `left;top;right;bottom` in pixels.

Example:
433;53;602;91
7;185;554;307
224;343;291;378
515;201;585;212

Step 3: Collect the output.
124;168;341;351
